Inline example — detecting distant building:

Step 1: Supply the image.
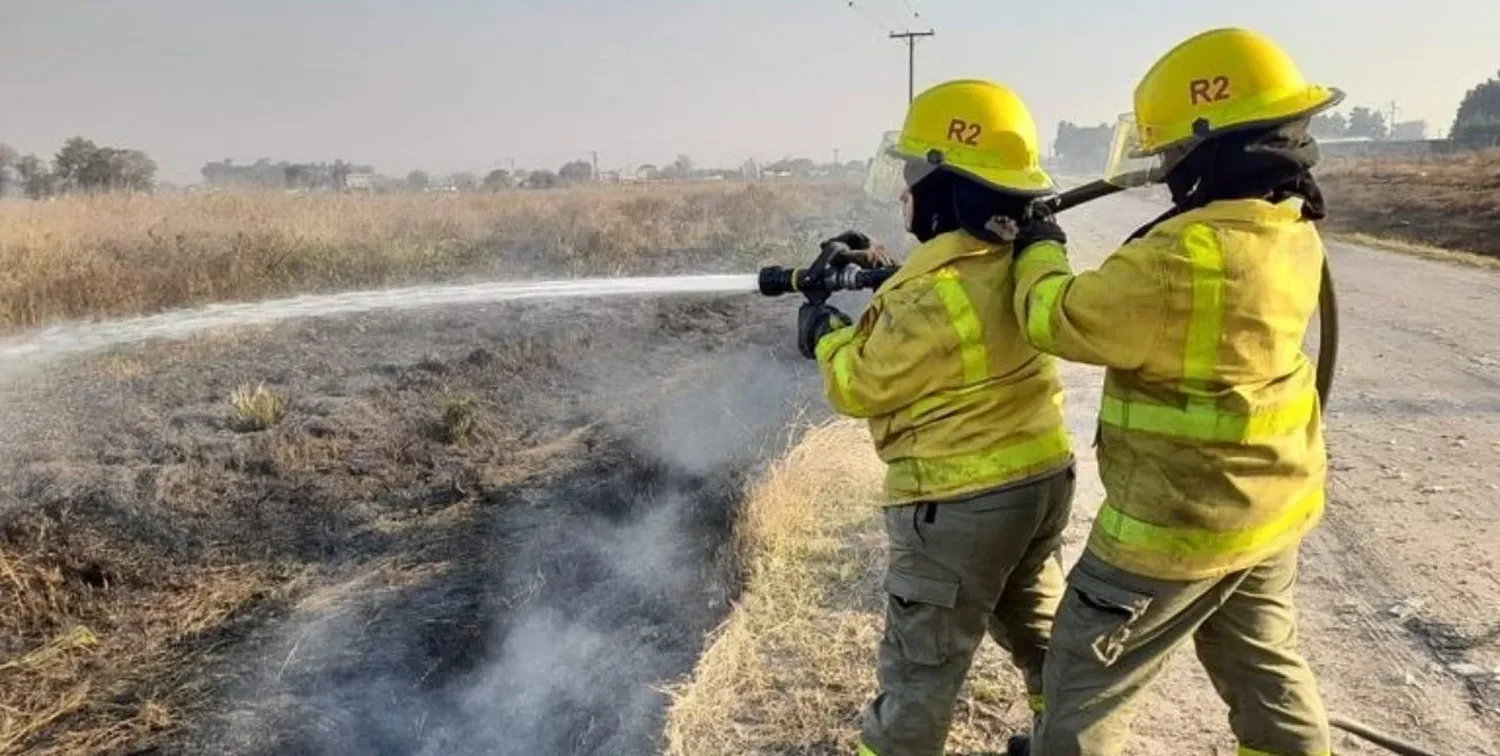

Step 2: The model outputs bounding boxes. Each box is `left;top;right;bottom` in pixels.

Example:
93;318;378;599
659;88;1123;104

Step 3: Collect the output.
1391;121;1429;141
345;172;380;192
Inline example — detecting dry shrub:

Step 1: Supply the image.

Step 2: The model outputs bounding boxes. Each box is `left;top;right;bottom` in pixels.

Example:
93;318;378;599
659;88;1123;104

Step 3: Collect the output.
665;421;1033;755
437;394;479;446
0;182;863;331
227;382;286;432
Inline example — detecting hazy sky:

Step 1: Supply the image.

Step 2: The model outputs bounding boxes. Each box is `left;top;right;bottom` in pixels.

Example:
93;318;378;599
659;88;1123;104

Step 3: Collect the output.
5;0;1498;182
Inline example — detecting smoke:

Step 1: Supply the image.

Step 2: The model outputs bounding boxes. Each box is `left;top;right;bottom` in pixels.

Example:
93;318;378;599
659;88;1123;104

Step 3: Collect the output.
428;494;699;756
411;346;820;756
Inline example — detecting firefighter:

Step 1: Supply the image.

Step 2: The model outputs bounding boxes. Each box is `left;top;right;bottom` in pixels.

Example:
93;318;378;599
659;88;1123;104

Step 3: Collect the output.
799;79;1077;756
1009;28;1341;755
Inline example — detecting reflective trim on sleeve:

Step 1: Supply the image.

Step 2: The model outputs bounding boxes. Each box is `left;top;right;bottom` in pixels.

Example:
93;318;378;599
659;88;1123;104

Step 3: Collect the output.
930;269;989;384
1099;389;1317;443
1026;275;1068;352
1019;240;1068;269
815;326;869;416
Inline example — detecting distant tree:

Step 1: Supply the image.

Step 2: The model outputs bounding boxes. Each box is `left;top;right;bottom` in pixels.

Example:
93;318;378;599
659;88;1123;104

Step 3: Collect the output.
558;160;593;184
108;149;157;192
1451;70;1500;142
284;163;311;189
1310;111;1348;139
331;160;353;190
406;170;430;192
53;137;103;191
0;143;17;196
482;168;512;191
673;154;694;178
16;154;53;199
52;137;155;193
1346;107;1389;140
525;169;561;189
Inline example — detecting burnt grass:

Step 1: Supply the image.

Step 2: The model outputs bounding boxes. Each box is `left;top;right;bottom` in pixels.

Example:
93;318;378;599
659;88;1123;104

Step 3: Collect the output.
1317;150;1500;259
0;291;826;755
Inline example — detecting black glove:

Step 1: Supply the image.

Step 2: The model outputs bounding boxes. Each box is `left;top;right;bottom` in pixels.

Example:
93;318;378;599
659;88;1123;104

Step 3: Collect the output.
797;302;851;359
1014;204;1067;256
824;230;896;269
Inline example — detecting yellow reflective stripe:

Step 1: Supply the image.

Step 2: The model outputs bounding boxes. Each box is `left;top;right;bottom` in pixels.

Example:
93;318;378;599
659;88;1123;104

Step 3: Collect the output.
1028;692;1046;714
1026;275;1067;353
930;269;988;384
1236;748;1330;756
1099;389;1317;443
1020;240;1068;269
815;326;869;416
1095;486;1323;561
888;426;1071;495
1181;225;1225;383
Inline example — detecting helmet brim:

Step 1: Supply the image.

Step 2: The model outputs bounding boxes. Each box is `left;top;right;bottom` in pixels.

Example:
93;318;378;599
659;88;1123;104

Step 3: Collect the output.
1134;85;1346;158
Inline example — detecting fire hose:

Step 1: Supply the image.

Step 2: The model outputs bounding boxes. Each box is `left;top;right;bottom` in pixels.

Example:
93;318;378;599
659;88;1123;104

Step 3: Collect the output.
759;175;1340;410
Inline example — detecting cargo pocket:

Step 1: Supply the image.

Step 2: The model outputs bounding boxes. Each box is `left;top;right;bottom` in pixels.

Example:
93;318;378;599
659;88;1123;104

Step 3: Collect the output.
884;570;961;667
1065;568;1152;668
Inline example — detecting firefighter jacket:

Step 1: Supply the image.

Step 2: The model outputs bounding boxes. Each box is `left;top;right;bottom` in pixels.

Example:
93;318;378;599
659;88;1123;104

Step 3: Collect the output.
1014;198;1326;580
817;229;1073;505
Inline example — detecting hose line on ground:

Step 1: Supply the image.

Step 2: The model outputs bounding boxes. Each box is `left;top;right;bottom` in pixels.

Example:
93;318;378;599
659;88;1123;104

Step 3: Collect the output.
1330;715;1443;756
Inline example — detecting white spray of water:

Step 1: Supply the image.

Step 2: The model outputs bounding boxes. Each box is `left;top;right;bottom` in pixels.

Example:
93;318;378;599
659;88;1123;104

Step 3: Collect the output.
0;274;759;375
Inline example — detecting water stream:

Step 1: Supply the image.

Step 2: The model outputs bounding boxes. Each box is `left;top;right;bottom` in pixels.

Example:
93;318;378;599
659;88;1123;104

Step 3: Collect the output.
0;274;759;376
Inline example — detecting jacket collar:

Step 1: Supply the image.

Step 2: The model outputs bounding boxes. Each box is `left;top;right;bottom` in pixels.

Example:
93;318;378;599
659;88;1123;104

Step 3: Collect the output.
1151;197;1307;237
885;230;1004;290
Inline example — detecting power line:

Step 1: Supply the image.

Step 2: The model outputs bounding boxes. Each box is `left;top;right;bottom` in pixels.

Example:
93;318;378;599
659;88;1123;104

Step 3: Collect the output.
876;0;922;22
844;0;895;33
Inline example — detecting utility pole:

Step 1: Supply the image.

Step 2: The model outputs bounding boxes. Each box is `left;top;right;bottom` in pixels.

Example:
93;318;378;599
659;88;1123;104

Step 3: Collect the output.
590;151;600;181
833;147;840;166
889;29;935;103
1388;101;1400;138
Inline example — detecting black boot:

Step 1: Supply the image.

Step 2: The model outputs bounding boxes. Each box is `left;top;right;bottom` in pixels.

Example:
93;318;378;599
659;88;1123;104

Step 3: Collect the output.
1005;733;1031;756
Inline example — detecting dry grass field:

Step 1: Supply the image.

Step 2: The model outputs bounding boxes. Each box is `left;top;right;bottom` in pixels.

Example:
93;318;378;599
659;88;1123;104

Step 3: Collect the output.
0;183;866;331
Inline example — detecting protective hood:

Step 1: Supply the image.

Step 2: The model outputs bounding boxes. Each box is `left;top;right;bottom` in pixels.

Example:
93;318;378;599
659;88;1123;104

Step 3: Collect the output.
909;169;1031;244
1129;120;1325;241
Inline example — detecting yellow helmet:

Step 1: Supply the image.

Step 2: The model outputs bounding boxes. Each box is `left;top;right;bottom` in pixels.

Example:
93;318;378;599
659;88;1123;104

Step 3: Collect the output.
1132;27;1343;156
885;79;1053;196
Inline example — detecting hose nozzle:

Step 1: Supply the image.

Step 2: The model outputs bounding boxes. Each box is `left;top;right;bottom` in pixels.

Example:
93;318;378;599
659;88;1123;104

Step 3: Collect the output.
757;265;895;298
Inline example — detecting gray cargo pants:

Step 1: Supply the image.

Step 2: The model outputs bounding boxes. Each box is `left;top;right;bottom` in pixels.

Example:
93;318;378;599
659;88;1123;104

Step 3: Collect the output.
860;466;1075;756
1036;546;1329;755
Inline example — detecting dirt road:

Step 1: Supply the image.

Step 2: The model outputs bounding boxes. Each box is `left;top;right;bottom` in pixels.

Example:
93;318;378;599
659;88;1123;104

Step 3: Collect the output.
1055;193;1500;755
